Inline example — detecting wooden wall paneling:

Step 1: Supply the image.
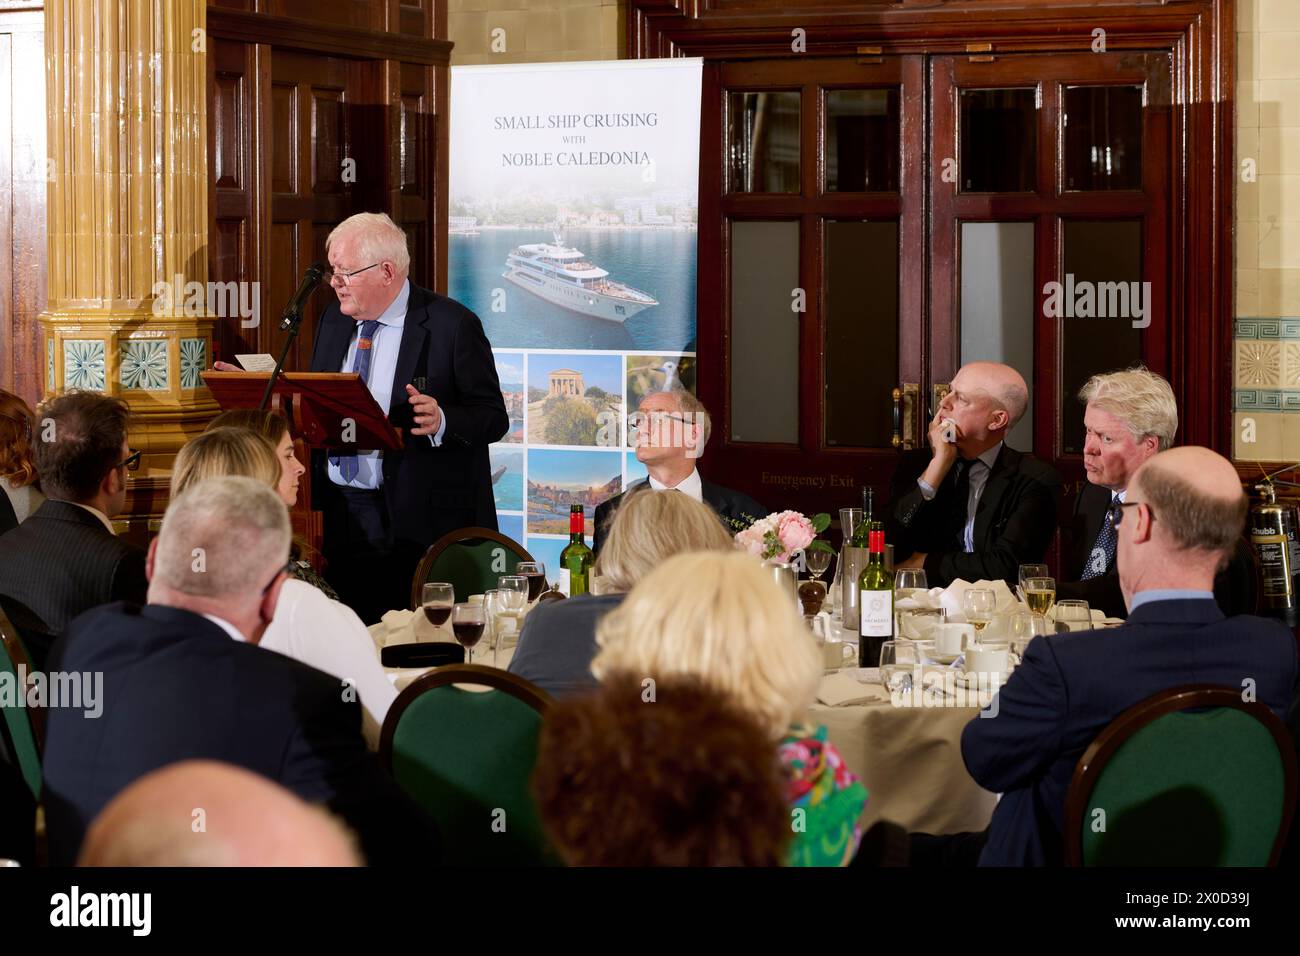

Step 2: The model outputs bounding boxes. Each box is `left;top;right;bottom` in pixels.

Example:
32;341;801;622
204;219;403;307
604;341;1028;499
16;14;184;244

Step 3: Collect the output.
632;0;1232;518
0;8;45;405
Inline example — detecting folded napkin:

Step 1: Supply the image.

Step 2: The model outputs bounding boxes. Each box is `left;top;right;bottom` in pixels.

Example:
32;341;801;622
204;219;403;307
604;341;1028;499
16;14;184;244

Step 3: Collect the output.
816;671;888;707
368;607;449;650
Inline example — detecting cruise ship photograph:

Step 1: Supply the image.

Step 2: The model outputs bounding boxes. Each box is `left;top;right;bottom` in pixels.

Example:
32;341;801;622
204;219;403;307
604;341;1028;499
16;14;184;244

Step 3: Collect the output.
503;234;659;323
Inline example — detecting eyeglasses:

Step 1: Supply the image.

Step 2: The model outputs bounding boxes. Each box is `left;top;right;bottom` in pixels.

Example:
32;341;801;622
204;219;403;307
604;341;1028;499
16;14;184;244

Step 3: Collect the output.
263;559;297;595
118;448;141;473
324;263;380;287
1109;501;1154;528
627;411;694;431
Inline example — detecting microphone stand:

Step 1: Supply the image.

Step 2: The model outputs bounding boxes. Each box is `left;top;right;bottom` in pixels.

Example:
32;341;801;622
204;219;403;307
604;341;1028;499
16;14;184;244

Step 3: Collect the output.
259;302;308;411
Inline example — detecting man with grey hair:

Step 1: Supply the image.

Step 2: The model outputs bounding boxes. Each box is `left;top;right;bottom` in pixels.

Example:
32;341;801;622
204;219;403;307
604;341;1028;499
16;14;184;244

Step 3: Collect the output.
890;361;1062;587
310;211;507;623
592;388;764;555
1059;366;1255;617
41;476;441;866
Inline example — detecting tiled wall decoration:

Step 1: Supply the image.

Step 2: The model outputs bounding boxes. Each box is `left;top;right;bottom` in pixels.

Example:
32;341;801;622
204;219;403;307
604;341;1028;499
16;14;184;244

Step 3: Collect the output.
1234;318;1300;461
1235;0;1300;461
119;339;169;390
180;338;207;390
63;340;106;391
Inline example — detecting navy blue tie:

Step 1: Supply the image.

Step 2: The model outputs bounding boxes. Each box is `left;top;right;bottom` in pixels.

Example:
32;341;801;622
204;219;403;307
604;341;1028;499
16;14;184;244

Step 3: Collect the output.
331;319;382;482
1081;497;1120;580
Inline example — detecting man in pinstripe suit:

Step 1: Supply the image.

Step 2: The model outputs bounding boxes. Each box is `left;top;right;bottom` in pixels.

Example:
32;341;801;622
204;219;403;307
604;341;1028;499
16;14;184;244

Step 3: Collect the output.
0;392;147;670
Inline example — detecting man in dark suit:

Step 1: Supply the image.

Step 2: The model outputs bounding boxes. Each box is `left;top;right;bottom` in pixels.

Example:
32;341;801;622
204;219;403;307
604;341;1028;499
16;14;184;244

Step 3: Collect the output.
963;447;1299;866
1059;367;1256;618
42;476;439;866
890;362;1062;587
308;212;508;623
593;388;763;554
0;491;16;537
0;392;147;670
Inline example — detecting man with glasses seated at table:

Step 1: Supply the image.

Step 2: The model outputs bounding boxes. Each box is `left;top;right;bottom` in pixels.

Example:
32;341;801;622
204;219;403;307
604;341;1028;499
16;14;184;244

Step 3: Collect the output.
1058;366;1256;619
593;388;764;555
0;391;147;670
962;446;1298;867
890;362;1062;588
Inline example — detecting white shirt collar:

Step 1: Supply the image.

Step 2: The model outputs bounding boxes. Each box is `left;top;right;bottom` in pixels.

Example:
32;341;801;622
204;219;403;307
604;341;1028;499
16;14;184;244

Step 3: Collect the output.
372;279;410;329
70;502;116;535
647;467;704;503
201;613;248;643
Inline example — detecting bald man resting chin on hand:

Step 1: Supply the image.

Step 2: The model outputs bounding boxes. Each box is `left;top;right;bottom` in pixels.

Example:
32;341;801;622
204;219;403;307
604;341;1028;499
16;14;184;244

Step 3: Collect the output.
886;362;1062;588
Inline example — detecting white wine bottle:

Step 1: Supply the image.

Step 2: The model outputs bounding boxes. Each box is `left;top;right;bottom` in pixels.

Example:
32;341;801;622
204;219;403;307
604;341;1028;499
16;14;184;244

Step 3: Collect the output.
857;523;894;667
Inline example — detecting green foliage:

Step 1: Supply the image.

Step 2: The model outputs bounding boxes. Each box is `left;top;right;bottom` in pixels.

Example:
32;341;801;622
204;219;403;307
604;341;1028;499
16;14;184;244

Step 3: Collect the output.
584;385;607;400
545;396;599;446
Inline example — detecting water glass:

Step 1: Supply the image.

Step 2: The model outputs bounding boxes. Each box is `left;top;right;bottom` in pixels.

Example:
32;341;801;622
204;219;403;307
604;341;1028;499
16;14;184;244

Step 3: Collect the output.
878;641;915;695
1055;600;1094;632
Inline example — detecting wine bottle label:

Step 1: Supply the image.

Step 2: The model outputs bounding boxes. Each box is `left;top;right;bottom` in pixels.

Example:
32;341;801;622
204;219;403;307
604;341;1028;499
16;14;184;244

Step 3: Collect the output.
859;588;893;637
558;568;571;598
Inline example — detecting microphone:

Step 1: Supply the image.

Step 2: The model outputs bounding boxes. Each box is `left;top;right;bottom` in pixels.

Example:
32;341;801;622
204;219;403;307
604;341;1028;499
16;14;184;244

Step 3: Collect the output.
279;263;325;331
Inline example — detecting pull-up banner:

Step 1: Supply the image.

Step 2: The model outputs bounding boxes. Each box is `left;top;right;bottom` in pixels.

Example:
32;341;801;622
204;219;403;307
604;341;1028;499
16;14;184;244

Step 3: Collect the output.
450;58;703;572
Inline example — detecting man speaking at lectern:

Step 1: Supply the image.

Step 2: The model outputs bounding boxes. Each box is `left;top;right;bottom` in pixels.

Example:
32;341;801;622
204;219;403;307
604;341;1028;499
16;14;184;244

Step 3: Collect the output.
309;212;507;624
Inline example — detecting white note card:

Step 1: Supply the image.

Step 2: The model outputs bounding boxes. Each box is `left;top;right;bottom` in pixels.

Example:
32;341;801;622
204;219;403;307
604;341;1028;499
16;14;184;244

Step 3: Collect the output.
235;354;277;372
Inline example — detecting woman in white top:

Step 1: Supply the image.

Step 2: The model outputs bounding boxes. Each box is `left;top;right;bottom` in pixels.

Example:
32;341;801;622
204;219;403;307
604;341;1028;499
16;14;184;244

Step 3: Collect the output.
170;426;397;747
0;389;45;524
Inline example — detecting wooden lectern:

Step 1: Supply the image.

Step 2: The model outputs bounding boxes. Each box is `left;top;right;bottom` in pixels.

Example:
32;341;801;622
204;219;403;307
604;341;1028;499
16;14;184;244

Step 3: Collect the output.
201;371;403;453
201;371;404;559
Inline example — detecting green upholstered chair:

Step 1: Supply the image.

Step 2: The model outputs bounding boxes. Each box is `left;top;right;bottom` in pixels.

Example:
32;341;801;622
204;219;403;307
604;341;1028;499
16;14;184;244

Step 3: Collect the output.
408;527;533;609
1064;686;1297;866
380;664;556;865
0;605;42;799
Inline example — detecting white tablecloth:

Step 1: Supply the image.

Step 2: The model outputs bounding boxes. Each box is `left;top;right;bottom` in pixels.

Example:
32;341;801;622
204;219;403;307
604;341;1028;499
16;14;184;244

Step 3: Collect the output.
371;609;997;834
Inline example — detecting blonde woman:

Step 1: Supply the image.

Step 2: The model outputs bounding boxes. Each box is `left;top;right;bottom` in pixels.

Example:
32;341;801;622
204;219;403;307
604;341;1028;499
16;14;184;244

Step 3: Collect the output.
591;550;867;867
171;428;396;747
508;487;734;697
205;409;334;600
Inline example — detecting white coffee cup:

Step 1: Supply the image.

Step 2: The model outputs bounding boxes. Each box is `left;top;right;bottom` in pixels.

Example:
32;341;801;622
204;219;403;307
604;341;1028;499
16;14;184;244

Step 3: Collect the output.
820;639;856;670
964;643;1010;680
932;622;974;657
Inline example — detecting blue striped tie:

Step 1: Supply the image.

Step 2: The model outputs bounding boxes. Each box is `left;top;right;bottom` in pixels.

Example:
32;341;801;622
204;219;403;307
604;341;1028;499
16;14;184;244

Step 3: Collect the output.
331;319;382;482
1081;497;1120;580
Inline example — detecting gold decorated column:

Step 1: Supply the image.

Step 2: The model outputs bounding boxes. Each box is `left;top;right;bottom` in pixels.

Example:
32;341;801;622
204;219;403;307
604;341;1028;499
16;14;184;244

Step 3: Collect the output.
39;0;216;485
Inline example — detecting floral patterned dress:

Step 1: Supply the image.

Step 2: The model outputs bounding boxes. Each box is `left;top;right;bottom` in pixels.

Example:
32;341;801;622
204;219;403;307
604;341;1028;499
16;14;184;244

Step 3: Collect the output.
779;723;868;866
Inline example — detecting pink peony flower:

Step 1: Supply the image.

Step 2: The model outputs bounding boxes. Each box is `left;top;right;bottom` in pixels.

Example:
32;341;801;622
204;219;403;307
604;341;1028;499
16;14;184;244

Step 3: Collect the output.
775;511;815;558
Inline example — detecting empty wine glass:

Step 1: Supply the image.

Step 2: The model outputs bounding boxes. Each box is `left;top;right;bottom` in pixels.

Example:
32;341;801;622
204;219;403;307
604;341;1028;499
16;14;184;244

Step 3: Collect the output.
962;588;996;638
805;548;832;582
451;602;486;664
420;582;454;635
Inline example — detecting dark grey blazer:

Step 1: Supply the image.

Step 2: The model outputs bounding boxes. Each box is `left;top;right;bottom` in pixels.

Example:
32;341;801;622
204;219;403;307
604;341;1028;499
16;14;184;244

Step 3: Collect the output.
507;592;625;698
592;478;765;556
0;499;147;670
